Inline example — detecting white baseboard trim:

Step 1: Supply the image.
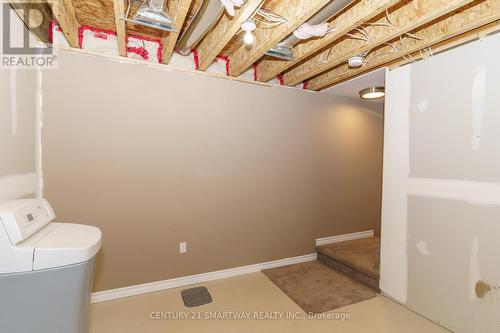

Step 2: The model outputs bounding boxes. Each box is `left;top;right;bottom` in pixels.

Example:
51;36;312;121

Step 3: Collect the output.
91;253;317;304
91;230;375;303
315;230;374;246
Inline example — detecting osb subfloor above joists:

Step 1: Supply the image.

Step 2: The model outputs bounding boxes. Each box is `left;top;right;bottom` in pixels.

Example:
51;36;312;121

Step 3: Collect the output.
17;0;500;90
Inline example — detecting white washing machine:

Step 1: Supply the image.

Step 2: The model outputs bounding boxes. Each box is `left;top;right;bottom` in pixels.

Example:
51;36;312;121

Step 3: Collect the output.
0;199;102;333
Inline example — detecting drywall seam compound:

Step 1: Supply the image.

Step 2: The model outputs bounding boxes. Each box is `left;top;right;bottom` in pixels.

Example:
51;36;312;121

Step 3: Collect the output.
416;240;431;256
382;33;500;333
0;173;37;200
383;53;498;306
416;98;429;112
471;65;487;150
380;65;410;303
35;68;43;199
468;237;480;300
407;178;500;206
9;67;17;136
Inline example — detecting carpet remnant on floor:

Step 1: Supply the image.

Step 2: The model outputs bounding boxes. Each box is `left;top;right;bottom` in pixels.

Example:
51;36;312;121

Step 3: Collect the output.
262;261;376;313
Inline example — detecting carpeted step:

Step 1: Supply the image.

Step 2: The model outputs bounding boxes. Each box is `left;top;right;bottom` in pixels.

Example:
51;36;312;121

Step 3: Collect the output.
262;261;376;313
316;237;380;291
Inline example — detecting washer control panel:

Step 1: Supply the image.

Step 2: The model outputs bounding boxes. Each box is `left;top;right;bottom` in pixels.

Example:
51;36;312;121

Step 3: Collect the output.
0;199;55;245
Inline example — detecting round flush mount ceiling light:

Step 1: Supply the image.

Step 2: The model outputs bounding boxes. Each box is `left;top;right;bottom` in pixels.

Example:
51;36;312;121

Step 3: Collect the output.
359;86;385;99
242;19;256;44
348;55;364;67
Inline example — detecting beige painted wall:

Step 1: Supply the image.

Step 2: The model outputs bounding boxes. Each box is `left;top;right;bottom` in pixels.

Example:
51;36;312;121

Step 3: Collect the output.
41;51;383;292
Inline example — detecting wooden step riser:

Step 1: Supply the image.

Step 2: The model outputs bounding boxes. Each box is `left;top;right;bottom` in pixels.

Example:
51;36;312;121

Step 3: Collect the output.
317;252;380;292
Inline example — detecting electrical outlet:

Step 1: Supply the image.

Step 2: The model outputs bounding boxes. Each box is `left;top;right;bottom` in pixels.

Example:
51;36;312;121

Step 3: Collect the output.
179;242;187;254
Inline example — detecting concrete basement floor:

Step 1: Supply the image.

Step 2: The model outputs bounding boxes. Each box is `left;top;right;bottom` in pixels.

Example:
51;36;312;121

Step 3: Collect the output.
90;272;450;333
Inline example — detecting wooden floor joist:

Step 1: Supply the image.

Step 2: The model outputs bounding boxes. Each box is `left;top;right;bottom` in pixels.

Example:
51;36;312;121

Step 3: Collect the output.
112;0;126;56
7;1;53;44
284;0;474;86
51;0;80;48
308;0;500;90
330;19;500;89
388;19;500;70
161;0;194;64
227;0;332;77
256;0;400;82
196;0;264;71
14;0;499;86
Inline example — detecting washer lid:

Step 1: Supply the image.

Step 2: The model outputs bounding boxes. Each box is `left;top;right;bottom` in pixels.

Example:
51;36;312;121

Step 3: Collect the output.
33;223;102;270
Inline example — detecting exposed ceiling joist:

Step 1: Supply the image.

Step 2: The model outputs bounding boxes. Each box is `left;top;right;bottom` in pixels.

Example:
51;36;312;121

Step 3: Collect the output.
51;0;80;48
284;0;474;86
256;0;400;82
14;0;500;87
7;1;53;44
388;19;500;70
196;0;264;71
162;0;194;64
228;0;332;77
308;0;500;90
112;0;127;56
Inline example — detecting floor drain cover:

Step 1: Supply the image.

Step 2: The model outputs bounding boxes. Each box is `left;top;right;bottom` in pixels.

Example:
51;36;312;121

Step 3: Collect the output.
181;286;213;307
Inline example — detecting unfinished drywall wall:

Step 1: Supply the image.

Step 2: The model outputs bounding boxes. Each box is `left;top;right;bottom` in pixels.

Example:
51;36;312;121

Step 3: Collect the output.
407;196;500;333
381;32;500;333
41;50;384;292
0;68;38;200
379;66;408;302
409;37;500;182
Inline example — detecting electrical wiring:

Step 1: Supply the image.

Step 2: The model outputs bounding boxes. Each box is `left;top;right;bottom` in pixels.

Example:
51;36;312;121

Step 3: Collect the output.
126;0;132;19
372;42;399;57
402;53;417;63
318;47;333;64
403;32;424;40
250;6;287;28
364;10;395;28
346;27;371;42
253;17;286;28
255;8;287;23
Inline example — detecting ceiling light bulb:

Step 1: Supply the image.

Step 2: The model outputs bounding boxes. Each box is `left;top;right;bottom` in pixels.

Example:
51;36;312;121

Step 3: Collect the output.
243;30;254;44
359;86;385;99
241;19;256;45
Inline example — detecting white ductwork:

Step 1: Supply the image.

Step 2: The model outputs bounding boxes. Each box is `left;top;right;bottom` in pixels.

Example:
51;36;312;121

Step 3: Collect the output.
219;0;244;16
123;0;175;32
176;0;225;55
265;0;354;60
